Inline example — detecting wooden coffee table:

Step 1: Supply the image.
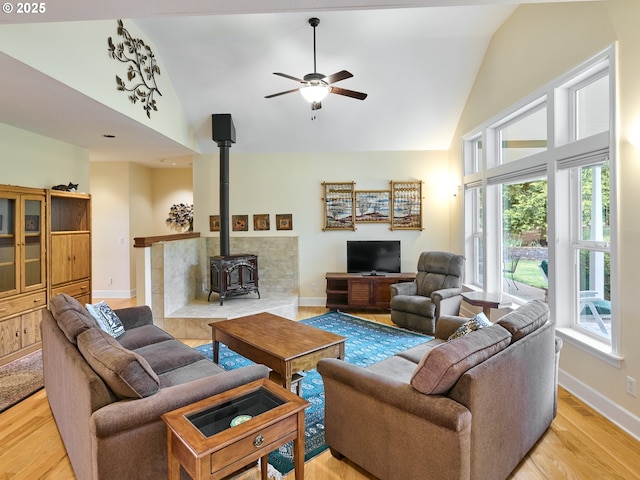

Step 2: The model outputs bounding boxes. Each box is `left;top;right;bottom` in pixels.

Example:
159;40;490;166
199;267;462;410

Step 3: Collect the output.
210;312;346;392
161;378;309;480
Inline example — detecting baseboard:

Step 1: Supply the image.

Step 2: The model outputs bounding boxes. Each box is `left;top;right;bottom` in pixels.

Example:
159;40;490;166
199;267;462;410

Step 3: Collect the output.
299;297;327;307
559;369;640;441
92;289;136;299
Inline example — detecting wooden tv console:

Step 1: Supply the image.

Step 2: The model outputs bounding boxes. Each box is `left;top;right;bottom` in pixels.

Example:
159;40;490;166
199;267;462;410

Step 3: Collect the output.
325;272;416;311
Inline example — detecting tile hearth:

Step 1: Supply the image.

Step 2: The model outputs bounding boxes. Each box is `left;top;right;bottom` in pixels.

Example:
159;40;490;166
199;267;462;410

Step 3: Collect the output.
159;291;299;340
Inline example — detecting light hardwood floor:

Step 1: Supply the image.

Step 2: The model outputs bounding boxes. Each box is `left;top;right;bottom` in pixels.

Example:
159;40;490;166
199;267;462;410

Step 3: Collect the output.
1;300;639;480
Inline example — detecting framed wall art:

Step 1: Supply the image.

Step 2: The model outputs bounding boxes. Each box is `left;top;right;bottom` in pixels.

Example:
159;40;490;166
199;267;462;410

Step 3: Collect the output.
25;215;40;232
322;182;356;231
253;214;270;231
391;181;423;230
209;215;220;232
276;214;293;230
232;215;248;231
355;190;391;223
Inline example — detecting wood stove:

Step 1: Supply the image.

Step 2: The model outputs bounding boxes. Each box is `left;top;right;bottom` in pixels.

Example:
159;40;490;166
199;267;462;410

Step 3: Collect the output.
208;254;259;305
208;114;260;305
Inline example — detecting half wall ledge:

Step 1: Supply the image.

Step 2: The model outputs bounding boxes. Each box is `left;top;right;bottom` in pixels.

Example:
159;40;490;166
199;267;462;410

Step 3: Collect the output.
133;232;200;248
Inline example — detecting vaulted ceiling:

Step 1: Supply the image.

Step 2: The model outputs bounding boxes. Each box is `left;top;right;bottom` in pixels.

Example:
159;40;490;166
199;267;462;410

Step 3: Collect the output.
0;0;593;166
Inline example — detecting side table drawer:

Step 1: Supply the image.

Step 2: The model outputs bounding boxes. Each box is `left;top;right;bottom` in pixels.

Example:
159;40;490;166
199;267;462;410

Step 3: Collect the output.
210;415;296;474
0;291;47;319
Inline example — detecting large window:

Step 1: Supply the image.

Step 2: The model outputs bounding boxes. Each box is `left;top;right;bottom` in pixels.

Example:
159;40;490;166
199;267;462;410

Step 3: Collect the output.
463;47;617;360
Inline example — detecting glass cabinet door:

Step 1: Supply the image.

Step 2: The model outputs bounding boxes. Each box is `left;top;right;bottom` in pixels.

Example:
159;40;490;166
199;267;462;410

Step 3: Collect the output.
0;195;18;296
22;196;44;290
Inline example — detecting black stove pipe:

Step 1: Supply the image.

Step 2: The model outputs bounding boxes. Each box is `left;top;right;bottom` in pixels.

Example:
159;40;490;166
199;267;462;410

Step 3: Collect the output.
211;114;236;257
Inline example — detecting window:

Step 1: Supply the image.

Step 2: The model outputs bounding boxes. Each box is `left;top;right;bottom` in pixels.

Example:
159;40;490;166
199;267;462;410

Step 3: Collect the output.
463;46;617;360
501;179;547;301
466;185;484;287
465;135;484;175
573;73;609;140
498;104;547;164
573;162;611;341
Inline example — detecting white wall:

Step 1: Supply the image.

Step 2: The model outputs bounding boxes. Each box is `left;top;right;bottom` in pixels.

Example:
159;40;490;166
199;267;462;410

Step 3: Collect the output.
0;21;194;151
0;123;89;189
194;150;453;304
90;162;134;297
152;168;193;234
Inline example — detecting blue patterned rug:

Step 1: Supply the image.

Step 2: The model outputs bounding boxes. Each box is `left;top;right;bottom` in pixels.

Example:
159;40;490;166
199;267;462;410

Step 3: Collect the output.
195;311;431;478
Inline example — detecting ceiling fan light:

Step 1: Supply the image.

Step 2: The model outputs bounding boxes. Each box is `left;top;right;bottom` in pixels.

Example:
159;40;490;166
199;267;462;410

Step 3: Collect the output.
300;85;329;103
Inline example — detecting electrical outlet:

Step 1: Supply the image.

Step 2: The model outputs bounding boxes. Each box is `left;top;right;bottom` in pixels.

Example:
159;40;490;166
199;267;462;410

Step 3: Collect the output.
311;282;317;292
626;376;637;397
107;277;113;286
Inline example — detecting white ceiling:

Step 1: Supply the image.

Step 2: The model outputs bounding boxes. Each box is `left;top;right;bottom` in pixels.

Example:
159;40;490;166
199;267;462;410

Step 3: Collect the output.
0;0;592;167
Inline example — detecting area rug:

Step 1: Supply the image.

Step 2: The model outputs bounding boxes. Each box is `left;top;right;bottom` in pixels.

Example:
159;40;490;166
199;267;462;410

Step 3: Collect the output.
196;311;431;478
0;349;44;413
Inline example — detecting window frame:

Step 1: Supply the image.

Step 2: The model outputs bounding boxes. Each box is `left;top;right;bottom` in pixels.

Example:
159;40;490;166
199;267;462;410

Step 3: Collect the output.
462;45;620;365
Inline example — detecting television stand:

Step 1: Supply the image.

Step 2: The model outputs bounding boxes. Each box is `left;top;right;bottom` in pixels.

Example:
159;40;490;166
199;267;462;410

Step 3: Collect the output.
325;272;416;311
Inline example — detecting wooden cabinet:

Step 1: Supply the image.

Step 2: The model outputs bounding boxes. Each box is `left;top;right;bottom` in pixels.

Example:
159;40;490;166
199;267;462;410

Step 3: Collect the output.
325;272;416;310
48;191;91;305
0;186;46;365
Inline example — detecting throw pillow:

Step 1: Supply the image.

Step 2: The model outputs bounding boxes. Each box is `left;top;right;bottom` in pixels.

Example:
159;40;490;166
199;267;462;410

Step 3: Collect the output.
77;328;159;399
447;312;491;341
410;324;512;395
86;301;125;338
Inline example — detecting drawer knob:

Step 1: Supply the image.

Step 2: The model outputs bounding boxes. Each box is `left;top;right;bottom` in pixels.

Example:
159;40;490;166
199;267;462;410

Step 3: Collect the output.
253;434;265;448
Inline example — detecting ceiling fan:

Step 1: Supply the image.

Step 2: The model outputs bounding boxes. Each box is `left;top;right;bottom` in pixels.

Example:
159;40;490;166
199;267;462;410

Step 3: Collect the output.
265;17;368;111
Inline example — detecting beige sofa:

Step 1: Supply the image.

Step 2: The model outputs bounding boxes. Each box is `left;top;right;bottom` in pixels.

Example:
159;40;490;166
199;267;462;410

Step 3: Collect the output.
318;300;562;480
41;294;269;480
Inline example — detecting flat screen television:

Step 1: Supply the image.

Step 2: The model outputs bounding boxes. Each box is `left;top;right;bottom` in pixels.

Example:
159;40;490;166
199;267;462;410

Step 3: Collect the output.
347;240;401;276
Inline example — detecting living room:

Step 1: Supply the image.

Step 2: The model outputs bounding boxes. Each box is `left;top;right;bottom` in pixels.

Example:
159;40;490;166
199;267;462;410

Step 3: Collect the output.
1;0;640;477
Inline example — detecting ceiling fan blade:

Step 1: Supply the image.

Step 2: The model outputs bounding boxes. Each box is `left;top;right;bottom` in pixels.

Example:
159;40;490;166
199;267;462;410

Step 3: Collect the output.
265;88;300;99
273;72;304;83
330;87;368;100
324;70;353;85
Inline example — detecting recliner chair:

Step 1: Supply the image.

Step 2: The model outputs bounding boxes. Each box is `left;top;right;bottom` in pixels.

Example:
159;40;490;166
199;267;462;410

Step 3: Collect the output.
390;251;465;334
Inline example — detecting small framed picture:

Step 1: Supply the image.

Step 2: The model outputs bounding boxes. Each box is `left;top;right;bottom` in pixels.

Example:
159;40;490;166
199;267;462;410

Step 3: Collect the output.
276;214;293;231
25;215;40;232
232;215;248;232
253;214;270;231
209;215;220;232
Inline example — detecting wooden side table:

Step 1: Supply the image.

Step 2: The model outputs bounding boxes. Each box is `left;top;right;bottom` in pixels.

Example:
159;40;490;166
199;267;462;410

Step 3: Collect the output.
161;378;309;480
461;291;513;318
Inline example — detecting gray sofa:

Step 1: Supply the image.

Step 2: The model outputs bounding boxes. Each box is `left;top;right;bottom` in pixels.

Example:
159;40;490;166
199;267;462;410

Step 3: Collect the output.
41;294;269;480
318;300;562;480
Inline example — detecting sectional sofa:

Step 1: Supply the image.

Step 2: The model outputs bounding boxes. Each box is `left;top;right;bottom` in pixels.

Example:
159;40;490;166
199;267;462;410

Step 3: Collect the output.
318;300;562;480
41;294;268;480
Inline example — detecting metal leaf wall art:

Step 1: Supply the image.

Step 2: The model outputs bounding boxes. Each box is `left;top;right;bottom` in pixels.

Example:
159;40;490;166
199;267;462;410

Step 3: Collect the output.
108;19;162;118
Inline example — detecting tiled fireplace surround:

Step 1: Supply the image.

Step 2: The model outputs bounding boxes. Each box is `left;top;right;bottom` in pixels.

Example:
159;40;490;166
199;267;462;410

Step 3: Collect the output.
147;236;299;339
